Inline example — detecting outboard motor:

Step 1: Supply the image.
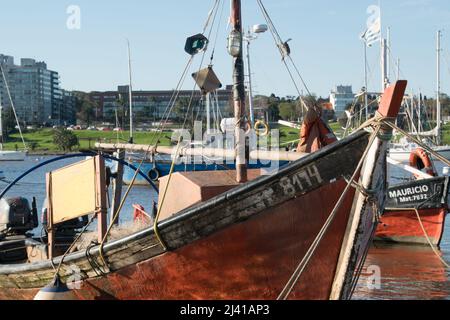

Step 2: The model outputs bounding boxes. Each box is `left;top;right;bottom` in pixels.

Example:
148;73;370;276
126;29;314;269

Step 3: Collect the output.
41;200;89;237
0;197;38;239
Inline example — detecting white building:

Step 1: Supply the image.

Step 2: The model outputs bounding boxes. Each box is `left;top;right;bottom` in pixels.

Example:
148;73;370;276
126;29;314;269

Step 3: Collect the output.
330;85;355;117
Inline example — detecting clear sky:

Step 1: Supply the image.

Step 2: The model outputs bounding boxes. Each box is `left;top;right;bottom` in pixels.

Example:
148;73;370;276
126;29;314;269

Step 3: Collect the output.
1;0;450;98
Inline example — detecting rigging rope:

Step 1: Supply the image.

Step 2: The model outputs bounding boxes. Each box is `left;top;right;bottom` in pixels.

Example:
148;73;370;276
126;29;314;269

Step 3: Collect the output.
255;0;315;115
96;0;223;269
382;206;450;269
277;119;383;300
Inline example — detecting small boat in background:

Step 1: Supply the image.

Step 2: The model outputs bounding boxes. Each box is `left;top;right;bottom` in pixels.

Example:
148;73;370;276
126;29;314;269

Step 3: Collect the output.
376;176;449;247
0;150;26;162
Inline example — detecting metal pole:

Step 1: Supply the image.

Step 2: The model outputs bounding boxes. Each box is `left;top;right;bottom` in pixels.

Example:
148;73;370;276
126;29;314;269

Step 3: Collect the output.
381;39;388;90
364;41;369;121
437;30;442;145
418;89;422;133
0;106;3;149
246;30;255;127
127;40;134;144
206;92;211;134
231;0;248;183
387;27;390;81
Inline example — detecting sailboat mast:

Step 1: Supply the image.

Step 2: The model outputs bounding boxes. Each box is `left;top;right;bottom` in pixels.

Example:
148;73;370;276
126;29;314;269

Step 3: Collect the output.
0;106;3;149
127;40;134;144
230;0;248;183
363;42;369;121
436;30;442;145
0;64;26;150
381;39;388;90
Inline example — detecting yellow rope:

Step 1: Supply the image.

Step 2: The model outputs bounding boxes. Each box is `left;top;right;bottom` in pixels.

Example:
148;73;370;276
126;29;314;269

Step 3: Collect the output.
414;208;450;268
153;138;183;251
97;151;153;269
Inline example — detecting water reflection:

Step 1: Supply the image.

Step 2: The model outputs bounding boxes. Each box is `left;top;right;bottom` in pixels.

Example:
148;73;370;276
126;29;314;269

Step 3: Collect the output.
354;239;450;300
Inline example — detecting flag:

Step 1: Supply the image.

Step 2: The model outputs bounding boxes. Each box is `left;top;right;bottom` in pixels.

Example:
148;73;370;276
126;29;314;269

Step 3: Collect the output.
361;17;381;47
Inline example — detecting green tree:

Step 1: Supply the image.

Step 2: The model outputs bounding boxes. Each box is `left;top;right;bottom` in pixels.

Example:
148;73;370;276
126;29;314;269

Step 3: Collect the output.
279;102;296;121
73;92;98;126
53;128;79;152
1;107;16;139
174;97;192;124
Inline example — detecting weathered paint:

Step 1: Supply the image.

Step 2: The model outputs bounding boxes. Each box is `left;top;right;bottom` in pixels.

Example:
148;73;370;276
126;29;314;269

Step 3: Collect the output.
375;208;447;246
0;179;356;300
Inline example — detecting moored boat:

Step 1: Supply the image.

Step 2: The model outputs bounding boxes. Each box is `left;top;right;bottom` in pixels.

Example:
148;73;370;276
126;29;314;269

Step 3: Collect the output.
375;177;449;246
0;0;407;300
0;79;407;300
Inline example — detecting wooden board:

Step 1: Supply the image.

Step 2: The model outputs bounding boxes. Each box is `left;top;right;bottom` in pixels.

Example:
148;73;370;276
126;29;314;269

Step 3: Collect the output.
49;158;98;225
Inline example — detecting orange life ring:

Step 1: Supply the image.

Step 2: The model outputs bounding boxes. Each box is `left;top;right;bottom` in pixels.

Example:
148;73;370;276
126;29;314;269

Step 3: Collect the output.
409;148;436;178
317;121;338;146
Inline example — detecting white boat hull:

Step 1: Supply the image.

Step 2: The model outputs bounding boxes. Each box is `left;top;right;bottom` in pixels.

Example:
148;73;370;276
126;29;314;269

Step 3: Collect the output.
388;146;450;163
0;151;26;161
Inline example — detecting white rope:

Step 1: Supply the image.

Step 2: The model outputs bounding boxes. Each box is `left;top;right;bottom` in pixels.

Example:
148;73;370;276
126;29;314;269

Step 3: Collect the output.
277;124;382;300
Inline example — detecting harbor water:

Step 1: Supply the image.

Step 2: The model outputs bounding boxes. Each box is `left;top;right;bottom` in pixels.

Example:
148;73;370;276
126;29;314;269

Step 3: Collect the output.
0;156;449;300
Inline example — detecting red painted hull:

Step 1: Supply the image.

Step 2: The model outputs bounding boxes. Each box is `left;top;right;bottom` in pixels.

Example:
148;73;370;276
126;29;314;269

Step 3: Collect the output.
0;180;357;300
375;209;447;246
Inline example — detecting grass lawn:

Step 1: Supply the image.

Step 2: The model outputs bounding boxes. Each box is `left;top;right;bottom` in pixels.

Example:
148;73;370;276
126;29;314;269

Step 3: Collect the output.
2;129;173;153
3;122;449;153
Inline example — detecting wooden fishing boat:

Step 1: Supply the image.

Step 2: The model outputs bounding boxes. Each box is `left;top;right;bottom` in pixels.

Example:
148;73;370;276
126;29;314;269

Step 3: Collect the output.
0;79;406;300
375;177;449;246
0;0;407;300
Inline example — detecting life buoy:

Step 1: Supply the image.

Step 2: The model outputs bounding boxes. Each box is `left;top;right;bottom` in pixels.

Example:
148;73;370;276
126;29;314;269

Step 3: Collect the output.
409;148;436;178
254;120;270;137
147;167;160;182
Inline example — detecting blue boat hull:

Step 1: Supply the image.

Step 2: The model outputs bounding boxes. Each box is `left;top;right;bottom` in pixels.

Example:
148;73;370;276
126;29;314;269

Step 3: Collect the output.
122;160;289;185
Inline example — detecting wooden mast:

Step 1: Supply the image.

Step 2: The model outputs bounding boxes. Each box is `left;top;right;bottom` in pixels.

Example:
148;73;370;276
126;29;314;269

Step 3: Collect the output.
230;0;248;183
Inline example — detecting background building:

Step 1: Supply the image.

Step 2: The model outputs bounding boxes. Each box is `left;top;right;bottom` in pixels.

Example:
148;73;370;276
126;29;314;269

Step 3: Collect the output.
330;85;355;117
90;85;233;123
0;54;76;126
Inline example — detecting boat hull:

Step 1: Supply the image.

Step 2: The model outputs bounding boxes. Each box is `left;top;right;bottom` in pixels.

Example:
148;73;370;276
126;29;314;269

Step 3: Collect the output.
375;177;449;246
0;179;357;300
375;208;446;246
389;146;450;164
0;151;26;161
0;130;378;300
122;160;289;185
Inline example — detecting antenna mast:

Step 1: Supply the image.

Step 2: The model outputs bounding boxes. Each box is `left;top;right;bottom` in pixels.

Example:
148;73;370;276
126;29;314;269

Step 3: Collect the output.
127;39;134;144
436;30;442;145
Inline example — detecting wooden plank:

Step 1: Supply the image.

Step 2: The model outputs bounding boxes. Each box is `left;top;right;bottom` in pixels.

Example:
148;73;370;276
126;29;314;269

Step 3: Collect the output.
95;156;107;242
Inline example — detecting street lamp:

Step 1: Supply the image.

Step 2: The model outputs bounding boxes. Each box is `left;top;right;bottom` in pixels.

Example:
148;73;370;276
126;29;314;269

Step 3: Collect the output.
244;24;268;127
